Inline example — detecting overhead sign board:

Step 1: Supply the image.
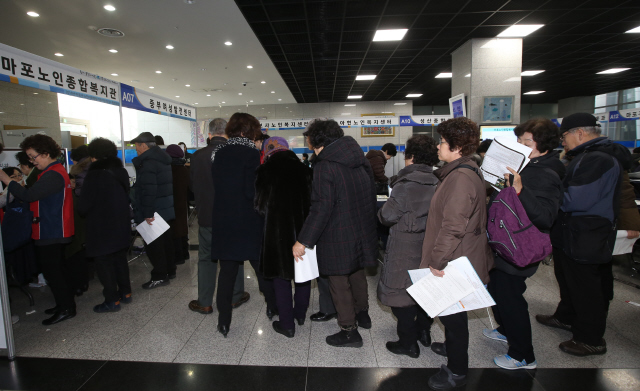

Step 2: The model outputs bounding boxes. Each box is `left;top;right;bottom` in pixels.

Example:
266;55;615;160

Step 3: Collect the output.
399;115;452;126
260;117;401;130
120;83;196;121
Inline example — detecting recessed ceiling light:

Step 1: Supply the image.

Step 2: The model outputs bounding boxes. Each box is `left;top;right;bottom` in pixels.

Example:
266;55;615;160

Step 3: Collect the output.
523;91;545;95
260;81;266;84
341;113;351;115
271;91;275;93
33;92;38;95
109;49;118;53
344;104;356;106
166;45;174;50
224;41;232;46
406;94;422;98
250;100;253;102
155;70;162;73
206;94;211;96
521;70;545;76
278;99;282;101
626;26;640;33
247;65;253;69
348;95;362;99
111;73;118;76
597;68;630;74
149;86;154;89
175;96;180;98
356;75;376;81
373;29;408;41
27;11;40;17
238;93;242;95
394;103;407;105
185;84;190;87
54;53;64;57
497;24;544;37
465;74;471;77
104;5;116;12
194;103;198;105
435;73;452;78
222;101;225;104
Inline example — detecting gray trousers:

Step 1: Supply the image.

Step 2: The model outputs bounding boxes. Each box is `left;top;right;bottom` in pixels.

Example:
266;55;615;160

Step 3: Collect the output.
317;275;336;314
198;226;244;307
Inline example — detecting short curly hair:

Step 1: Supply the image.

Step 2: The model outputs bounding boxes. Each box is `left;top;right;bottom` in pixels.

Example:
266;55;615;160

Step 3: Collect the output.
20;134;61;159
88;137;118;160
437;117;480;156
303;119;344;149
70;145;89;162
514;118;560;154
404;135;439;166
226;112;262;140
15;151;35;168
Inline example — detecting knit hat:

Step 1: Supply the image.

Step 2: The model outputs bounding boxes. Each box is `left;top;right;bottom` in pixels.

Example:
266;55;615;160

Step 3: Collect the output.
560;113;601;131
263;136;289;157
165;144;184;158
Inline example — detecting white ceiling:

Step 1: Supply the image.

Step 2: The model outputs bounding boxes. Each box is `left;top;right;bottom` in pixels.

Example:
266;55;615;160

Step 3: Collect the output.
0;0;297;108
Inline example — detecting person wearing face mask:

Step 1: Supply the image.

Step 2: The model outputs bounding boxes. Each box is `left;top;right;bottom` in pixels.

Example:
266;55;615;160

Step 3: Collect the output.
484;118;564;370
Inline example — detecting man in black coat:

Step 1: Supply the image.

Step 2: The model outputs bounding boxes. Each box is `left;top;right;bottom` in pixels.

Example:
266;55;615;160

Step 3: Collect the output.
187;119;248;315
293;120;378;348
78;138;132;313
131;131;176;289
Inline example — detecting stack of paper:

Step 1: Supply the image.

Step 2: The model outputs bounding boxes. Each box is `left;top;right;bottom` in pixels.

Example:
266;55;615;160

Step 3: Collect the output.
135;212;170;244
480;136;532;191
407;257;496;318
294;247;319;283
613;230;640;255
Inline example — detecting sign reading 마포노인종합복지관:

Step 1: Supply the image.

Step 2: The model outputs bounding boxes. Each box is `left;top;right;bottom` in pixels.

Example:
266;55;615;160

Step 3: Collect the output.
120;83;196;121
0;43;120;106
260;117;400;130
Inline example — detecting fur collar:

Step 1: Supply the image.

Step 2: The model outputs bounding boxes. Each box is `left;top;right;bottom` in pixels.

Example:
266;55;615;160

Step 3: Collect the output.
211;136;255;162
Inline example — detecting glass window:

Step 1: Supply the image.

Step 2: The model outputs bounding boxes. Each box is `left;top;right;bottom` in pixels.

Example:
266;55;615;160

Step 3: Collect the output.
622;87;640;104
594;91;618;108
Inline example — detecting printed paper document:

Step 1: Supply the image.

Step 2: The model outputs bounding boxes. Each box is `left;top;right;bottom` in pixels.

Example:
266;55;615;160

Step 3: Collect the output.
407;263;475;318
135;212;169;245
408;257;496;317
480;136;532;190
294;247;319;283
613;230;639;255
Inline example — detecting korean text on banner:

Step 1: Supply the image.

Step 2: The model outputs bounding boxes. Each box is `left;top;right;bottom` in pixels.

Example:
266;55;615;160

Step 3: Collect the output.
120;83;196;121
260;117;400;130
399;115;452;126
0;43;120;106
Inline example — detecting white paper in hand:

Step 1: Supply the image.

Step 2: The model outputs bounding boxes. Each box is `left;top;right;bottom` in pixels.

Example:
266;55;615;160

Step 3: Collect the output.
480;136;532;191
613;230;639;255
406;264;475;318
135;212;170;244
294;247;319;283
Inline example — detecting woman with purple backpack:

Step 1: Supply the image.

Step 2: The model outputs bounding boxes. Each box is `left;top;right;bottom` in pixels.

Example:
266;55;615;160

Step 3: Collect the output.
485;118;565;370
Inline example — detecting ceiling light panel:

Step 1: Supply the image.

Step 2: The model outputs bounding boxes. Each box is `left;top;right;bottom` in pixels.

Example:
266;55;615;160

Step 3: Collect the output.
373;29;408;41
497;24;544;37
597;68;630;74
523;91;545;95
521;70;544;76
104;5;116;11
406;94;422;98
435;73;452;78
348;95;362;99
27;11;39;17
356;75;376;80
626;26;640;33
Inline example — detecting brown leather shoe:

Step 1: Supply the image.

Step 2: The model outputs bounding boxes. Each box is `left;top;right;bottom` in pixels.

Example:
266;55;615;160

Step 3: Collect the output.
188;300;213;314
535;314;571;331
559;339;607;356
232;292;250;309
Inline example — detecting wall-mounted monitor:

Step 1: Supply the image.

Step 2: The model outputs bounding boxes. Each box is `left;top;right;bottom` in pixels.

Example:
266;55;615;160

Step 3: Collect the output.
482;96;514;123
449;93;467;118
479;125;517;142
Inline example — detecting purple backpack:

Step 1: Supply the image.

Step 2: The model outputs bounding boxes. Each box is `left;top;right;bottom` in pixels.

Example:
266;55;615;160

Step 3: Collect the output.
487;186;552;267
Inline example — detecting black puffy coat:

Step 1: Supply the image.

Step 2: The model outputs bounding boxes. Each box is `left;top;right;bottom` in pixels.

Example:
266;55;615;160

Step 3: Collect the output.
255;150;313;279
77;157;131;258
131;146;175;224
210;142;263;261
377;164;438;307
492;150;564;277
297;136;378;275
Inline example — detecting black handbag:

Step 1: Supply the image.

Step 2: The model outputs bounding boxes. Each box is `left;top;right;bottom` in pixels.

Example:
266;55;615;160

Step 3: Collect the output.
1;198;34;253
559;212;616;264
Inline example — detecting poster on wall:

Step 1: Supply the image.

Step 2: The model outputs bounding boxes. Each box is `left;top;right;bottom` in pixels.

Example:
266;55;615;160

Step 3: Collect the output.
0;43;120;106
449;94;466;118
361;127;395;137
482;96;514;123
120;83;196;121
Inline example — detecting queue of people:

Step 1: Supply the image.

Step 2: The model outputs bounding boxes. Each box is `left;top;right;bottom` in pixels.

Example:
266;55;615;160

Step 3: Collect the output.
0;111;631;391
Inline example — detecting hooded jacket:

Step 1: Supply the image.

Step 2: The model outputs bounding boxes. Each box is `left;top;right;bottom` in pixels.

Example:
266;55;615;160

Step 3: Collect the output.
298;136;378;275
77;156;131;257
131;146;175;224
420;155;494;284
493;150;565;277
255;150;313;279
377;164;438;307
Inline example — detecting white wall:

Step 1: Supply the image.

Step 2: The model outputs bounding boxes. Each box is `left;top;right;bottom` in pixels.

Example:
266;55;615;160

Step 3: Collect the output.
122;108;193;146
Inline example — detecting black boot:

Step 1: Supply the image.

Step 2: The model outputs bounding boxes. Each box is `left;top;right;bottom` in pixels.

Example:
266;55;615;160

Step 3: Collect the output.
419;329;432;347
428;365;467;390
356;309;372;329
326;326;363;348
431;342;447;357
386;341;420;358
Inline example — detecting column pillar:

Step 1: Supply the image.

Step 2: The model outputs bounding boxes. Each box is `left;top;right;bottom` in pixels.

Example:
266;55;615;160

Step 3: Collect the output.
451;38;523;125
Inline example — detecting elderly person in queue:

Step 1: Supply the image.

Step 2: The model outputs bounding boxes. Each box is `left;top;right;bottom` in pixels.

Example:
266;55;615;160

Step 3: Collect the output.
16;151;42;188
377;135;439;358
165;144;191;265
0;134;76;325
211;112;277;337
293;119;378;347
255;137;313;338
77;138;132;312
419;117;493;390
484;118;564;370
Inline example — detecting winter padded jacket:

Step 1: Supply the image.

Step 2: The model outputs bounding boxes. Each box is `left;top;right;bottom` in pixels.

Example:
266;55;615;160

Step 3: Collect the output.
366;149;388;183
131;146;175;224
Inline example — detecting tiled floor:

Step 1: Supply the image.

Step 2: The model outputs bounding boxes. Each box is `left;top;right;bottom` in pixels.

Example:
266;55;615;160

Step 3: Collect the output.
4;220;640;389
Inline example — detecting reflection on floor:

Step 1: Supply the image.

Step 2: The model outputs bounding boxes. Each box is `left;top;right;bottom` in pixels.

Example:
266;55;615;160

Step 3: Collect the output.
3;221;640;390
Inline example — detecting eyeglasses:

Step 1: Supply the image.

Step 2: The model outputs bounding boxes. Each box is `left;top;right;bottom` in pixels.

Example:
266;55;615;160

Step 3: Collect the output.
10;173;23;180
28;153;41;162
439;139;448;145
560;131;574;142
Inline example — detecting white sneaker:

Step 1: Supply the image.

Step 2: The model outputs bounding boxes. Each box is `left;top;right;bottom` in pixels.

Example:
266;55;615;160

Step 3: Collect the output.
483;328;508;343
494;354;537;370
